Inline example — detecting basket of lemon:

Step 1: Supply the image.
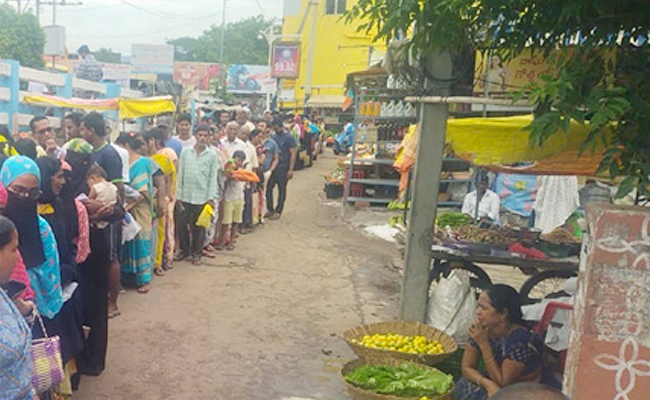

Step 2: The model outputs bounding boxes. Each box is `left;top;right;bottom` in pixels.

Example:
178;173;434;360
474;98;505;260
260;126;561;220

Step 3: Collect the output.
341;358;454;400
342;321;458;365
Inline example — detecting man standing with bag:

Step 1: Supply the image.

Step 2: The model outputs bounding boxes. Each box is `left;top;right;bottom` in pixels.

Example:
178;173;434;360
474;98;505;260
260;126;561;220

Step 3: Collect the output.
176;124;219;265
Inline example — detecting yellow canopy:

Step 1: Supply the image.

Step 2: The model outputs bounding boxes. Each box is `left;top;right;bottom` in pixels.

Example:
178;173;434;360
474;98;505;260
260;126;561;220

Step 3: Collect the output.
118;96;176;119
24;94;176;119
446;115;607;175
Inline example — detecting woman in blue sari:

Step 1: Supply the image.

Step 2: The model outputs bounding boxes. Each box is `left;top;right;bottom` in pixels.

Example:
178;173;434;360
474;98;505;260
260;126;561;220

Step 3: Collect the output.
0;156;62;319
454;285;557;400
116;133;153;293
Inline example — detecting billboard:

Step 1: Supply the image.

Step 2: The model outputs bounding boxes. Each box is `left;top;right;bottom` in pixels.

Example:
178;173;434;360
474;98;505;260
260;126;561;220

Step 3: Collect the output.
226;65;276;94
271;42;300;79
131;44;174;75
473;51;553;97
173;62;222;90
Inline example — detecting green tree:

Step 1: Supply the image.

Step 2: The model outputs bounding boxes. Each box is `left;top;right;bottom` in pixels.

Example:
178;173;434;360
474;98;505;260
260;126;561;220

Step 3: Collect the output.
346;1;650;200
94;48;122;64
0;4;46;68
168;15;272;65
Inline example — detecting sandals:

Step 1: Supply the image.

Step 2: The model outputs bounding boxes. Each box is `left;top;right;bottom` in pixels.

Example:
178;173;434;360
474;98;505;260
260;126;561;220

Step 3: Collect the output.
154;267;165;276
226;243;235;251
108;309;121;319
202;249;216;258
137;284;151;294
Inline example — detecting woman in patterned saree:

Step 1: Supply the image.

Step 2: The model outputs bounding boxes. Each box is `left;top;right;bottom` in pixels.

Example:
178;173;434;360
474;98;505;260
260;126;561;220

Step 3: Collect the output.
116;133;153;293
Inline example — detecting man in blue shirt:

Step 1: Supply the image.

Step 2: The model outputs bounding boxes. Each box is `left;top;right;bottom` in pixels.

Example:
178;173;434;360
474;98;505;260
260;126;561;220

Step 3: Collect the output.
157;116;183;157
266;117;296;220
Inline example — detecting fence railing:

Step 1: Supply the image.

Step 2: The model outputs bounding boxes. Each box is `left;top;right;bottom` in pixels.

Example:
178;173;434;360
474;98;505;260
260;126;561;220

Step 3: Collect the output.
0;59;143;132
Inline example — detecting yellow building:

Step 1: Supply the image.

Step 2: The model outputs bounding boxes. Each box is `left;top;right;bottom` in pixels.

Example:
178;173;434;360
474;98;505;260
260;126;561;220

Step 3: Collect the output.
280;0;386;111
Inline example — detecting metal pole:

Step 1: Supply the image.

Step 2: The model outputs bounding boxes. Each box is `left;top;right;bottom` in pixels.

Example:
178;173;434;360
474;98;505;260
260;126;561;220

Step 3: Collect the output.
266;27;274;111
220;0;226;64
400;51;453;322
304;0;318;109
36;0;40;21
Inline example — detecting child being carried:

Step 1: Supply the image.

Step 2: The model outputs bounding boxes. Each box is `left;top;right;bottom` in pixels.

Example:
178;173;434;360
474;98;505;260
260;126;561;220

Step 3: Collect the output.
86;163;118;229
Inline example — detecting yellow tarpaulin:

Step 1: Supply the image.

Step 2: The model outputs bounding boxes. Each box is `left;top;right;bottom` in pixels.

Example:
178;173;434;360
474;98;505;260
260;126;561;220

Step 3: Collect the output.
446;115;607;175
24;95;117;111
118;96;176;119
24;95;176;119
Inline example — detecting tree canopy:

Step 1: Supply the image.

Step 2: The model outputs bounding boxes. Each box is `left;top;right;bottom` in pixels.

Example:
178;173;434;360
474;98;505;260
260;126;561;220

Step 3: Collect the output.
346;0;650;200
167;15;272;65
0;4;46;68
94;48;122;64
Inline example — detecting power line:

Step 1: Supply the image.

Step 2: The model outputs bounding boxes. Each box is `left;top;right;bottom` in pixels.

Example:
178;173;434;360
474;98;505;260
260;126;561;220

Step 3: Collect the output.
252;0;269;19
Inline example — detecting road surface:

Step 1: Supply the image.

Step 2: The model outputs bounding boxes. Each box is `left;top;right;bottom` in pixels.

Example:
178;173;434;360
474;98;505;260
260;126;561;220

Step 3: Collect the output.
75;153;401;400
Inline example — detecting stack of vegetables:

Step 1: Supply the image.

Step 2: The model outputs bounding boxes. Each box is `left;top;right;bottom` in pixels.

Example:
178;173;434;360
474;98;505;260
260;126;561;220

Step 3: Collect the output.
344;363;453;398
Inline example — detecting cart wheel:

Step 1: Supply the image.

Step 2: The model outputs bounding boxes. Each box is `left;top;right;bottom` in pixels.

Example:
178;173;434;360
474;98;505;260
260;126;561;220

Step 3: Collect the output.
429;261;492;292
520;270;578;305
458;263;493;291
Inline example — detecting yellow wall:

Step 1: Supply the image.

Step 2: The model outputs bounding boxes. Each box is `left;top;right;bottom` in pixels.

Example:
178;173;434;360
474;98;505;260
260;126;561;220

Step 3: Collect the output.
280;0;385;110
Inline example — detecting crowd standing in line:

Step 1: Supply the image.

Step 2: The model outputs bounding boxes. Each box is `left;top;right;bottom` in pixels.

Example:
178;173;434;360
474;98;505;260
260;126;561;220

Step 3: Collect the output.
0;105;325;399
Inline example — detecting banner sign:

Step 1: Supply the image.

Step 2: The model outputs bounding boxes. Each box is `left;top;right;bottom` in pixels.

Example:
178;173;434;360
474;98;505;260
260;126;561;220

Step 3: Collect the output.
226;65;276;94
271;42;300;79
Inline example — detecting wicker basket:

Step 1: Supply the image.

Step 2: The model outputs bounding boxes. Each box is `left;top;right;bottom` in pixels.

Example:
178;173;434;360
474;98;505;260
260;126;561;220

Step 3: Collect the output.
341;358;454;400
343;321;458;365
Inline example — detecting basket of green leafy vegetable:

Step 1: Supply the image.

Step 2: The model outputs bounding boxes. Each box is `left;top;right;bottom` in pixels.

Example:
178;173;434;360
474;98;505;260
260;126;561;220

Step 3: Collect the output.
342;358;454;400
436;212;471;229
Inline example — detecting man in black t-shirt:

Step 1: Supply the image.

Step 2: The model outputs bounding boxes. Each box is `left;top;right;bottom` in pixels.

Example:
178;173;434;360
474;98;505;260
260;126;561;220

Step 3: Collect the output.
77;112;125;375
266;117;297;220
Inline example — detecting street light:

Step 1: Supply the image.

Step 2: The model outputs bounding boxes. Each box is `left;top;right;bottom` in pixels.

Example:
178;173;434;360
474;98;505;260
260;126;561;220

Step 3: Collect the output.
259;25;279;110
259;26;302;111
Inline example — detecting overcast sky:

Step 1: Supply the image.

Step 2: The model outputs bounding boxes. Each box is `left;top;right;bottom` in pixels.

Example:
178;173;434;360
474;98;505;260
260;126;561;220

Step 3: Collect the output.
34;0;284;55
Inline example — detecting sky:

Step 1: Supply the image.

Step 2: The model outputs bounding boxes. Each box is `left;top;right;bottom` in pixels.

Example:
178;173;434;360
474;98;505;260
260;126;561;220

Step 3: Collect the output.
32;0;284;55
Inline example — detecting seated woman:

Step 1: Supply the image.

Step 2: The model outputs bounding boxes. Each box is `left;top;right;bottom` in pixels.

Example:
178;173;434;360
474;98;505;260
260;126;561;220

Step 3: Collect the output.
454;284;555;400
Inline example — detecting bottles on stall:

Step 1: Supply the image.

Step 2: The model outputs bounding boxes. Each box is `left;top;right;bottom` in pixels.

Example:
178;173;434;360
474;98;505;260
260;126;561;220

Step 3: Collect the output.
359;99;417;118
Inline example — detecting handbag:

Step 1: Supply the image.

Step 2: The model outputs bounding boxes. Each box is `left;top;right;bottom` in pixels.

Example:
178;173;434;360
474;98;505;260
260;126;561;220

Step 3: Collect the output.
31;312;64;393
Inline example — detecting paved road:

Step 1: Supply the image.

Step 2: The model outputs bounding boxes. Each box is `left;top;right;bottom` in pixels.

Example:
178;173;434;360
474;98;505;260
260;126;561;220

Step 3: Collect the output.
75;154;400;400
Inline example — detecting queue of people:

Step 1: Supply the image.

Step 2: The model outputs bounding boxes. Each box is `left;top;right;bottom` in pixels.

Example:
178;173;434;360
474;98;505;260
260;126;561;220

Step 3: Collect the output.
0;106;307;399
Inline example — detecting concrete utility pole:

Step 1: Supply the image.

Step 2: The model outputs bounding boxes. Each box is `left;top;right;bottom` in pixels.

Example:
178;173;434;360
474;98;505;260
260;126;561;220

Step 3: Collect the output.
303;0;319;108
399;51;453;322
220;0;226;64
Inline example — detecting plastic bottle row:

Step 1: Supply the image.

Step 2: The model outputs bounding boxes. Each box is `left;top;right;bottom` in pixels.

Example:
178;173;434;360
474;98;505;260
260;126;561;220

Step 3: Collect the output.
359;100;416;118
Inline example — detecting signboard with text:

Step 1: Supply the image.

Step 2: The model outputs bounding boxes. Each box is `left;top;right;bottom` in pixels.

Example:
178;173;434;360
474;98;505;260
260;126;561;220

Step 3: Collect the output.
131;44;174;75
271;42;300;79
173;62;222;90
473;51;553;97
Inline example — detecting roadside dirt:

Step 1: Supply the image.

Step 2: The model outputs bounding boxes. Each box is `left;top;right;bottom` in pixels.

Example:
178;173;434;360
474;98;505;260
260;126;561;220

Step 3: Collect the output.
74;153;401;400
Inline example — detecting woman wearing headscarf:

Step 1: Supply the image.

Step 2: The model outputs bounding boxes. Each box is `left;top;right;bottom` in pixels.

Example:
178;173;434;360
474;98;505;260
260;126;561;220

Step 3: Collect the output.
115;133;154;293
36;157;86;396
0;216;39;400
64;138;109;377
0;156;62;320
0;182;37;301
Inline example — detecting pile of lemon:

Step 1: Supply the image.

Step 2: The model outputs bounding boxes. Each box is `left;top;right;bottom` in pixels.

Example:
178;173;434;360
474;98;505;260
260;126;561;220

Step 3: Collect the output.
351;334;445;355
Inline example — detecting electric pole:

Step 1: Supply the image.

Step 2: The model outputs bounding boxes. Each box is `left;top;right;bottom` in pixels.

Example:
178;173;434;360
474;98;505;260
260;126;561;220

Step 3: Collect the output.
220;0;226;64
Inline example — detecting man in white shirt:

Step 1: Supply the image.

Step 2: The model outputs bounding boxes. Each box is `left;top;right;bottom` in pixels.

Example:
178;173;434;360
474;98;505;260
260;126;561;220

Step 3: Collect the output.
238;124;259;232
462;173;500;222
172;112;196;149
221;121;247;158
236;107;256;132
